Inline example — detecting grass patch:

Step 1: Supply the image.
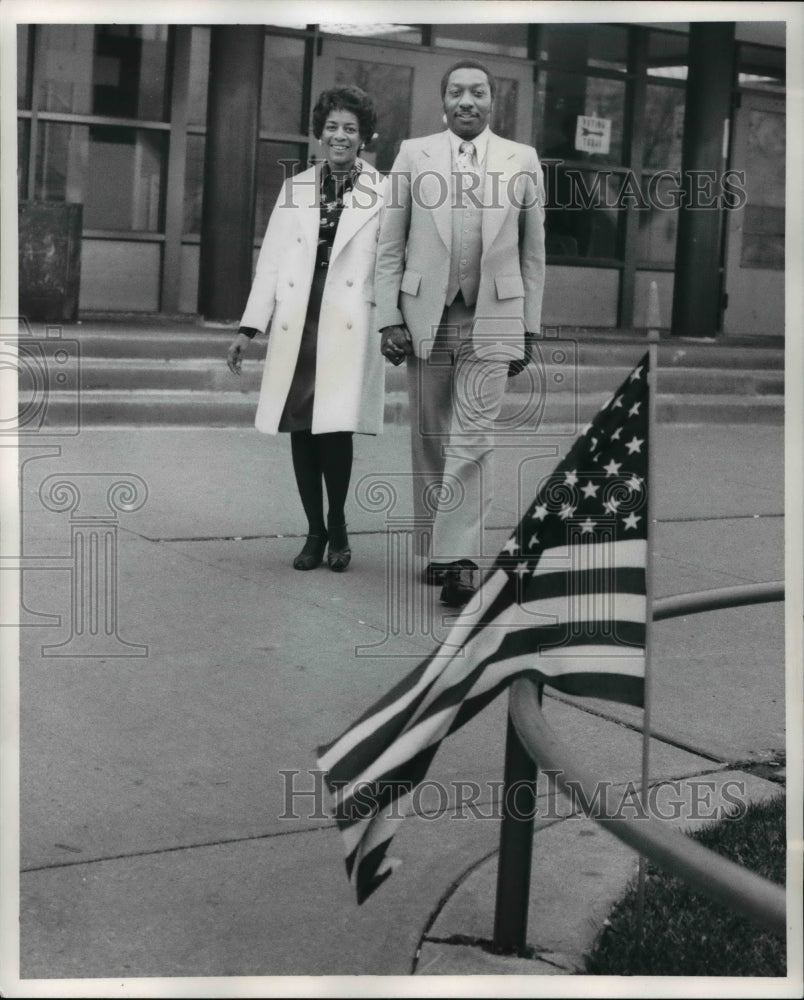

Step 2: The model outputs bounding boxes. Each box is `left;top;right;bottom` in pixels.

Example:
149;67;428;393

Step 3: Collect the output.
585;794;786;976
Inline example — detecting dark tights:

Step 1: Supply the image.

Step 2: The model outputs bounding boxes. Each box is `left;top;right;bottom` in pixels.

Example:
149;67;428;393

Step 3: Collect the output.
290;430;353;536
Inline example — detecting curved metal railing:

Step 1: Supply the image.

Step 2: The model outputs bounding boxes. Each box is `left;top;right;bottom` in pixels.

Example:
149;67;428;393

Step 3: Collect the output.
499;581;787;948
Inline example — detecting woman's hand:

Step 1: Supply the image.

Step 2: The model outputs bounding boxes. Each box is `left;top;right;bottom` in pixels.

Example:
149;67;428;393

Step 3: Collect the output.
227;332;253;375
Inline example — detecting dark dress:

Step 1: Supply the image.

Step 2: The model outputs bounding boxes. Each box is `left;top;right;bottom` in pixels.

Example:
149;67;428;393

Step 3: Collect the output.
277;163;359;433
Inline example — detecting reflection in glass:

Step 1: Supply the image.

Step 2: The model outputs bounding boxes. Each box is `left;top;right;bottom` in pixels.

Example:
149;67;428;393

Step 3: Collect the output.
320;24;422;44
187;27;211;126
543;166;623;259
334;58;412;173
647;29;688;80
637;173;679;264
183;134;205;235
35;123;167;232
738;43;785;91
18;120;30;199
18;25;31;109
644;85;685;170
260;35;306;134
740;109;785;269
254;142;308;241
537;70;625;165
492;78;519;140
433;23;528;57
539;24;628;72
37;24;169;120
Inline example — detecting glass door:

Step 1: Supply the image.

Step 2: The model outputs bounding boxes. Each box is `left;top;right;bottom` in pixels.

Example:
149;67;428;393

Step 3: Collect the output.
313;37;535;173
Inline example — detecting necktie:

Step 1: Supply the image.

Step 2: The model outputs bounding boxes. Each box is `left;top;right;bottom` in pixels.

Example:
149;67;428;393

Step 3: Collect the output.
457;140;477;172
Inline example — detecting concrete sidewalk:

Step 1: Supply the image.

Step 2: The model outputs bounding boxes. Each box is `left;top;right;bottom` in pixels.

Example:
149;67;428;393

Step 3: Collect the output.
12;419;786;984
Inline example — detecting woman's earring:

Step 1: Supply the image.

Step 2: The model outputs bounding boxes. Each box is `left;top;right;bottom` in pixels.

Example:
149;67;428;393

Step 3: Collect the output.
442;113;447;125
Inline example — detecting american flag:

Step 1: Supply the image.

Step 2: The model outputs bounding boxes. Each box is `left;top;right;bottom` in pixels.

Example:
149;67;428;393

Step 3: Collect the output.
317;353;650;903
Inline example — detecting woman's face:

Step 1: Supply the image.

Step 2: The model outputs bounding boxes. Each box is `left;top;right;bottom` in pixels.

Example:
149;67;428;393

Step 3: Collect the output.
321;108;362;172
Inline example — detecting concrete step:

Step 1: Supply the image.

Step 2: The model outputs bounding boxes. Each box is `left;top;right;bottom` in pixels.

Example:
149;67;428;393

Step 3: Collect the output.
71;358;784;397
42;326;785;371
19;388;784;428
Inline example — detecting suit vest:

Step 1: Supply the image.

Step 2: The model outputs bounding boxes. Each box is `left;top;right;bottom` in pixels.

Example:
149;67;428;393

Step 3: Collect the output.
446;162;484;308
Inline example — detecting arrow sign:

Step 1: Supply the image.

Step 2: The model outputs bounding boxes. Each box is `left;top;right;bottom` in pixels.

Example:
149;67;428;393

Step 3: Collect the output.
575;115;612;154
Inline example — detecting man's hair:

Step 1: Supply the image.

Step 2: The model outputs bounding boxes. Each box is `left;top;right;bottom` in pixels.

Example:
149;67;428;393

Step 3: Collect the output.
311;86;378;144
440;59;496;101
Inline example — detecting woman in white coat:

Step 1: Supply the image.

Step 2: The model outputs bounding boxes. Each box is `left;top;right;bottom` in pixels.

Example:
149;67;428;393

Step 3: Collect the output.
227;87;385;572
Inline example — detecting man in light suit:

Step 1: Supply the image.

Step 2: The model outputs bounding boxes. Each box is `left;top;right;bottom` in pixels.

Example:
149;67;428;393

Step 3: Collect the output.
374;59;546;607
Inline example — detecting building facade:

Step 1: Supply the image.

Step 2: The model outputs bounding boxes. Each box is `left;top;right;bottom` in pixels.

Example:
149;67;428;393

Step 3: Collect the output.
16;21;785;337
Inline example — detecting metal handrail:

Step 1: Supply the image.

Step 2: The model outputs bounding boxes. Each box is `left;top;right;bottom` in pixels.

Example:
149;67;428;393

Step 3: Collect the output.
494;580;787;952
509;677;786;934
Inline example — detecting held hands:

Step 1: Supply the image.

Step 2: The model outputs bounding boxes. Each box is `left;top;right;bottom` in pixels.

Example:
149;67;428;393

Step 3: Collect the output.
380;325;413;366
226;332;253;376
507;331;537;378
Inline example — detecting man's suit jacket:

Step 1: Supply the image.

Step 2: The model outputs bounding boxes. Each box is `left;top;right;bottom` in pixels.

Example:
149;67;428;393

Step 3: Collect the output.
374;129;546;361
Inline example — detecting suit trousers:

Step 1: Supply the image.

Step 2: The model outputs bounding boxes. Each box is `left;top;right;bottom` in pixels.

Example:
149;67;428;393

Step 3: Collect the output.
405;295;510;565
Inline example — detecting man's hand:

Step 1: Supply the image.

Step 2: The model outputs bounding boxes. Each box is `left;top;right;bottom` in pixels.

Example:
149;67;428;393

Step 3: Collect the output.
507;331;537;378
227;332;253;375
380;325;413;366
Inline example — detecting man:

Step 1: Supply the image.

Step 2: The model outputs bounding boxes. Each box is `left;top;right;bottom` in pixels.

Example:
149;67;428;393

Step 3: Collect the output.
374;59;546;607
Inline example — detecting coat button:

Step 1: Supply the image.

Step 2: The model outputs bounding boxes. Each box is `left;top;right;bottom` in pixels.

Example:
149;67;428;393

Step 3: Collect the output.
347;322;353;329
346;279;353;287
297;237;302;243
282;323;288;330
289;280;294;287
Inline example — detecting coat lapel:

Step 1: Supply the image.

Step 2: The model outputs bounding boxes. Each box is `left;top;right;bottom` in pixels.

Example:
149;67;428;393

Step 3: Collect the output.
285;163;321;253
482;133;516;256
329;169;383;265
421;132;453;250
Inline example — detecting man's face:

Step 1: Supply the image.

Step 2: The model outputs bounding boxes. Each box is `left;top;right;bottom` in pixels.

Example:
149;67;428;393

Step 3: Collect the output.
442;68;493;140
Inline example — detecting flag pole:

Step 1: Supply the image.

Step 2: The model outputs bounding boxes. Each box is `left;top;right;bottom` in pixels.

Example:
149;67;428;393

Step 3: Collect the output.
636;334;659;937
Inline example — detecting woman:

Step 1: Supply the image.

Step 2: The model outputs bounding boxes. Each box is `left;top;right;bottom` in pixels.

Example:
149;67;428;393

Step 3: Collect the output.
227;87;385;572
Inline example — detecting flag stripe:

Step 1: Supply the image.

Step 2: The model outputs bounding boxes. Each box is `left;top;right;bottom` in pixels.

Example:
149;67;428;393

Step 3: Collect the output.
317;352;652;902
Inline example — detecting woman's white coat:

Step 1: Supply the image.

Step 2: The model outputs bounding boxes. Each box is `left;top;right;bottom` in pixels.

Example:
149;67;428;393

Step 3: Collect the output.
240;163;386;435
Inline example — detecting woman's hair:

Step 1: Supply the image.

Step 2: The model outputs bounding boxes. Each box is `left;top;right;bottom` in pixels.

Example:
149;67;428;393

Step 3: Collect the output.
440;59;497;101
311;86;377;145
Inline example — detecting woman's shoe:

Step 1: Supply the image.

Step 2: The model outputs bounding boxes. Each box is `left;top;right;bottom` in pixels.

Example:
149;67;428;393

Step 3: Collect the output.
327;522;351;572
293;531;328;570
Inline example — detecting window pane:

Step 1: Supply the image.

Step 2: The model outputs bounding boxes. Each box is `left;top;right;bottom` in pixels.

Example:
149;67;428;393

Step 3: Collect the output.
644;84;685;169
18;25;31;109
334;57;412;173
183;134;205;235
738;43;785;91
544;167;624;259
537;70;626;164
647;29;688;80
492;77;519;141
539;24;628;72
637;173;679;264
260;35;306;134
187;27;210;126
320;24;422;44
254;142;308;241
18;120;30;199
433;23;528;58
35;123;167;232
38;24;170;120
